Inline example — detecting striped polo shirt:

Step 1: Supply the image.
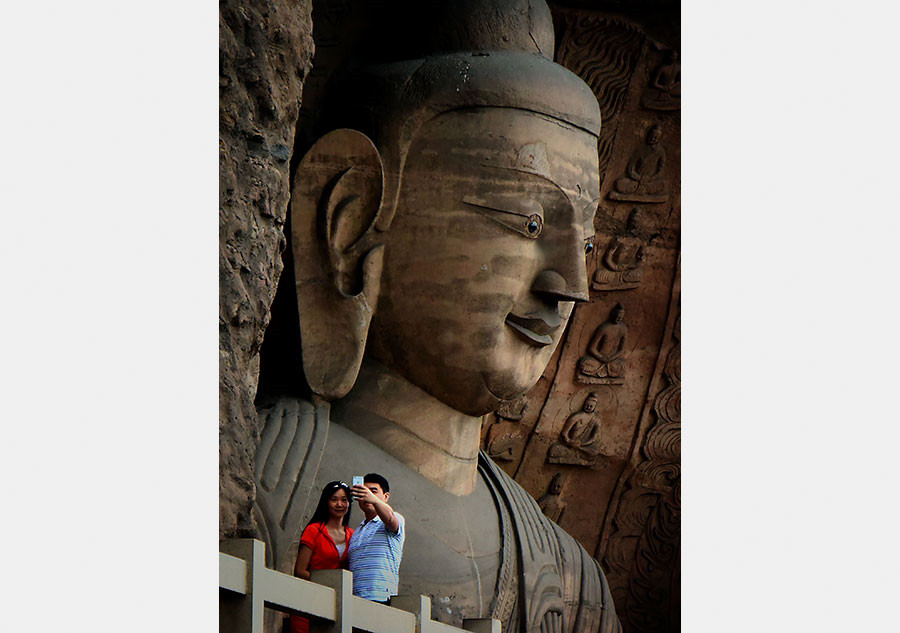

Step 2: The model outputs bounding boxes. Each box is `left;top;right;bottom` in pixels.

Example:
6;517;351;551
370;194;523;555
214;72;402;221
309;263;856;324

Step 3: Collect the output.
347;513;405;601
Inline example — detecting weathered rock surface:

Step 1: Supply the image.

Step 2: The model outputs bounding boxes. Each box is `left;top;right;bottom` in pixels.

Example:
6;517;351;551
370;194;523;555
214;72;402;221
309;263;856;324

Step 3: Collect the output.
219;0;313;538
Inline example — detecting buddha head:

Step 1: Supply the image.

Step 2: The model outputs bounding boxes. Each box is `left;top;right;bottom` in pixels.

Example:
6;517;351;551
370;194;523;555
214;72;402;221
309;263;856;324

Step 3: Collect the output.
611;304;626;324
291;0;601;416
647;124;663;146
583;393;599;413
549;472;566;495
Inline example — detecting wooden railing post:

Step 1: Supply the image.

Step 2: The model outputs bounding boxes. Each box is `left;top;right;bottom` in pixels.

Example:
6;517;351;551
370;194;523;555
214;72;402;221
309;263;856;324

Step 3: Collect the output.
219;539;267;633
308;569;353;633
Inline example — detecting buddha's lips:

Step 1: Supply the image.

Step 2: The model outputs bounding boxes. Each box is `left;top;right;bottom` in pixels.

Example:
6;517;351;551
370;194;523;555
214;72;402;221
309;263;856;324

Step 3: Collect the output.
505;311;560;346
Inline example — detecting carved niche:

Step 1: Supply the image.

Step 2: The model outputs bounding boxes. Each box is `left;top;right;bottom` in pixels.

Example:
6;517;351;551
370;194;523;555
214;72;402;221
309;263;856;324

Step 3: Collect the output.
608;124;667;204
555;14;645;181
536;472;568;523
600;303;680;633
592;206;648;291
577;303;628;385
640;50;680;112
547;392;604;467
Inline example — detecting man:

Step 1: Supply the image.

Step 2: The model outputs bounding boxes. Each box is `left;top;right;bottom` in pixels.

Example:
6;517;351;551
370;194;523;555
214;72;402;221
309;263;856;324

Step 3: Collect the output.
347;474;405;605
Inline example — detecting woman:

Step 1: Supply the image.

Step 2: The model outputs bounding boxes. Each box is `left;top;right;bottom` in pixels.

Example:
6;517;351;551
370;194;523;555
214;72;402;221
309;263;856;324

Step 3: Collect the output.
289;481;354;633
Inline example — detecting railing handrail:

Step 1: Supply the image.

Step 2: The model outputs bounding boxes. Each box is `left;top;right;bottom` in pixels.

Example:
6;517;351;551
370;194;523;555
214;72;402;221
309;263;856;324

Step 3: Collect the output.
219;538;500;633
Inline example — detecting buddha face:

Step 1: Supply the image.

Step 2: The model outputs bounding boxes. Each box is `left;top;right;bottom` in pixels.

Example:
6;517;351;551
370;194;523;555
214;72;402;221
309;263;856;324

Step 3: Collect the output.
367;107;600;415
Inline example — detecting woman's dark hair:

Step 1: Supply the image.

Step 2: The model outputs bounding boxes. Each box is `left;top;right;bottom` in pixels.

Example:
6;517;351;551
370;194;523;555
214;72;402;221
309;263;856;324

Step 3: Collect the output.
306;481;353;528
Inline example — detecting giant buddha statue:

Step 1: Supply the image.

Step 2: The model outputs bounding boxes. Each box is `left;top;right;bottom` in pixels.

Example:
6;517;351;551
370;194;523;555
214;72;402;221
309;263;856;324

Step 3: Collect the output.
251;1;621;631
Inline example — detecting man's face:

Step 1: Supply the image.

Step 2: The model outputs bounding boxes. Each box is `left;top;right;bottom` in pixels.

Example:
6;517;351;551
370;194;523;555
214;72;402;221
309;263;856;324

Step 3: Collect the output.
368;107;600;415
359;482;389;512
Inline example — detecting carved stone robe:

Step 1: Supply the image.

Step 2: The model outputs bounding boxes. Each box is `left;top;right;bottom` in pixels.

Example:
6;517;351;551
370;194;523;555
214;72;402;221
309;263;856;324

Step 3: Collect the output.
253;397;621;633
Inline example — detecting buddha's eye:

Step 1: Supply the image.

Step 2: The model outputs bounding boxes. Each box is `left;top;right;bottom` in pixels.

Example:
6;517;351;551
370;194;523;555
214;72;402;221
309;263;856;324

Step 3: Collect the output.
584;239;594;255
525;214;543;238
462;195;545;239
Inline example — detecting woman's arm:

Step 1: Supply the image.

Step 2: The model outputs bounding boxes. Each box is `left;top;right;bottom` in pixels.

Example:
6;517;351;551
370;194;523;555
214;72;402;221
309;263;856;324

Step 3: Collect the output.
293;544;313;580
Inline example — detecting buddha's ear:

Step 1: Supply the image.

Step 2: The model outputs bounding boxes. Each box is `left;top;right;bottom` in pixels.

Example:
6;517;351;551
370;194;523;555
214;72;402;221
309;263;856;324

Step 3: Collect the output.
290;129;387;400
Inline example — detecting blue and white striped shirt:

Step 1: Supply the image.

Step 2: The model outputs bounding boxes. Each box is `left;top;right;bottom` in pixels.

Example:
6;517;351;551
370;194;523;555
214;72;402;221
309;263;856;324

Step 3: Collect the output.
347;513;405;601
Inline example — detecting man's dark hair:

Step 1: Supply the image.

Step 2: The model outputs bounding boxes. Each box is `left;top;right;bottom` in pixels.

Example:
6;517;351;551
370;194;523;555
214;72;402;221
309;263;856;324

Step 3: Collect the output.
364;473;390;493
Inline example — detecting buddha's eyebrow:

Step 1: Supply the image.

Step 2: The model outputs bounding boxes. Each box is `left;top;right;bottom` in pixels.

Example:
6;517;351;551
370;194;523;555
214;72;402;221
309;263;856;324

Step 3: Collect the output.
476;164;599;230
462;193;543;218
481;164;578;206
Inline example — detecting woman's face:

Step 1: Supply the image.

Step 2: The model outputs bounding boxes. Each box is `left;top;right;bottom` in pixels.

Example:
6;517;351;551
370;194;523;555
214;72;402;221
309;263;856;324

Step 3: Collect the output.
328;489;350;519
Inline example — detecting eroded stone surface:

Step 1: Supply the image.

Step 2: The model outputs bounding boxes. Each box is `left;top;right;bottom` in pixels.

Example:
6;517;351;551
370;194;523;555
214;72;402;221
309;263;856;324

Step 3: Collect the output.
219;0;313;538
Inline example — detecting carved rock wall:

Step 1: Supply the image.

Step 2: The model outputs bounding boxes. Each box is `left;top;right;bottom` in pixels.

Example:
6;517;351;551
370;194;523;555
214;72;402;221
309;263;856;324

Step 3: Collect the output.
481;7;680;632
219;1;679;627
219;0;313;538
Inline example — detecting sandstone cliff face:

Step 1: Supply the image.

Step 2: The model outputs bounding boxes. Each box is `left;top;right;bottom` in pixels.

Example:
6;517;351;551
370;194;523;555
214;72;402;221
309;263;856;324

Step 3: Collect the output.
219;0;313;538
219;2;679;630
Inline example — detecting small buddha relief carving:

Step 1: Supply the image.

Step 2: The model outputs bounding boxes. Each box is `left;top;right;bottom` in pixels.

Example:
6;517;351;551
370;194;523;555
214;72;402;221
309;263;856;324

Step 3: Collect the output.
495;395;529;421
547;392;604;466
486;425;520;462
640;50;680;112
608;124;667;204
537;472;567;522
577;303;628;385
592;207;647;291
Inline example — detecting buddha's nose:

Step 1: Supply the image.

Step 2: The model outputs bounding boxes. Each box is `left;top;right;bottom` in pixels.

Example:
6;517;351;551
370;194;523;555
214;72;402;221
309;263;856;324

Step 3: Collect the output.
531;263;588;304
530;211;590;302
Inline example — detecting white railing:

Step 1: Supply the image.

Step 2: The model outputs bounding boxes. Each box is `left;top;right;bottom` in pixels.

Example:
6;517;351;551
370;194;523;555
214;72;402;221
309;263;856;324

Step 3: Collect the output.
220;539;500;633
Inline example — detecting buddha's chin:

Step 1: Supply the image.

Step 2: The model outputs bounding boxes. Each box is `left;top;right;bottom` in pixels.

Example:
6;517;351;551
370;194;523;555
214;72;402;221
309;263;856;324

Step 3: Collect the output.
421;366;537;417
480;366;541;410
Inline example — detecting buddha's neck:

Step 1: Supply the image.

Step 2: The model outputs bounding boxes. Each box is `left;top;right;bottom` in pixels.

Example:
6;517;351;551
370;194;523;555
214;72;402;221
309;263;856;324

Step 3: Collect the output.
330;358;482;496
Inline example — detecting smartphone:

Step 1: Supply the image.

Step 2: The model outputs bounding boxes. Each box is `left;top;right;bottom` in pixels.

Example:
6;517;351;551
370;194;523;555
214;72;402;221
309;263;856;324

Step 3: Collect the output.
352;475;364;489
